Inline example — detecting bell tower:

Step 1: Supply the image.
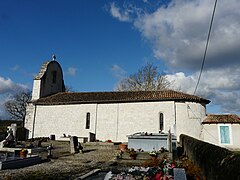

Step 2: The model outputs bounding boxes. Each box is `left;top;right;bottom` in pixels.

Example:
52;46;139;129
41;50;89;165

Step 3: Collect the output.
32;55;65;100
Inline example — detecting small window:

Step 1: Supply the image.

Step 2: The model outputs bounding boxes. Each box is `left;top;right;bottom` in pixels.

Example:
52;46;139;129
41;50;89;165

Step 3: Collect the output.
219;125;230;144
86;112;90;129
159;113;164;131
52;71;57;83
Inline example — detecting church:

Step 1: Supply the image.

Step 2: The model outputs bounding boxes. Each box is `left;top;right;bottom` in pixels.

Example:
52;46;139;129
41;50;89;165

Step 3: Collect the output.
25;58;212;143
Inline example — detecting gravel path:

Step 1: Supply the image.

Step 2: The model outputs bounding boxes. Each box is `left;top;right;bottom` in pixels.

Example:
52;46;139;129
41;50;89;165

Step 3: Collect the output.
0;141;119;179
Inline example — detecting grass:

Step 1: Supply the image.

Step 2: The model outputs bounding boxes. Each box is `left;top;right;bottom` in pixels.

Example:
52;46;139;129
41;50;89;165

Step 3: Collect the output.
233;151;240;155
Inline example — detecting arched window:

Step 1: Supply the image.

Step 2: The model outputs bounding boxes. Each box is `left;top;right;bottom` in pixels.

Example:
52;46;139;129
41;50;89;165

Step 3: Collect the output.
52;71;57;83
86;112;90;129
159;113;164;131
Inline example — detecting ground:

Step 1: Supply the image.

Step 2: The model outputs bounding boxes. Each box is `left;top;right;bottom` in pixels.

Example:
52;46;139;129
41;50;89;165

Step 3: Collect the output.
0;140;205;179
0;140;120;179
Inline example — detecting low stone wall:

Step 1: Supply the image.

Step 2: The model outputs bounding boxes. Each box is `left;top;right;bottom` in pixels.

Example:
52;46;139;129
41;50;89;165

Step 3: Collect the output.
180;134;240;180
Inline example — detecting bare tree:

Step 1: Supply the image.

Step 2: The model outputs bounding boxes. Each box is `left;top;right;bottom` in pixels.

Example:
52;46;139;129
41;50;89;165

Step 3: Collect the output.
116;63;170;91
4;91;31;126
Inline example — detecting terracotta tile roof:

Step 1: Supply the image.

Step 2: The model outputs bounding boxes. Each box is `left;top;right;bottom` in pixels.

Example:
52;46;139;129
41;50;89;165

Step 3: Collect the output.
202;114;240;124
33;90;210;105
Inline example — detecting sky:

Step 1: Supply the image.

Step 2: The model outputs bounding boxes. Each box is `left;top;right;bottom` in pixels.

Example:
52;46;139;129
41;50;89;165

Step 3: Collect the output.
0;0;239;119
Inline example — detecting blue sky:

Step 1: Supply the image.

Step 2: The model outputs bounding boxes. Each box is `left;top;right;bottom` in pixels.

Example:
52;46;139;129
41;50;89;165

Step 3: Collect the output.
0;0;240;118
0;0;152;91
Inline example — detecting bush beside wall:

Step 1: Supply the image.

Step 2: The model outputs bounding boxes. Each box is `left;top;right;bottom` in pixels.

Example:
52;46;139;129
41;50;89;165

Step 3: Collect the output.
180;134;240;180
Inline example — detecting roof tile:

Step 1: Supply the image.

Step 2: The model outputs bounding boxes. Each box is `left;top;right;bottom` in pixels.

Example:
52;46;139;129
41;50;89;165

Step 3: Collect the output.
202;114;240;124
33;90;210;105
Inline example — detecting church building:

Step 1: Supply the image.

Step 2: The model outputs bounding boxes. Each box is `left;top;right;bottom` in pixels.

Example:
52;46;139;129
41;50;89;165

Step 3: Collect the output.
24;58;211;142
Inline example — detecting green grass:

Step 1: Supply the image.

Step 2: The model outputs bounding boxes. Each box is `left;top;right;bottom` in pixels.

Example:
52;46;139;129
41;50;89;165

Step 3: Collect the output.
233;151;240;155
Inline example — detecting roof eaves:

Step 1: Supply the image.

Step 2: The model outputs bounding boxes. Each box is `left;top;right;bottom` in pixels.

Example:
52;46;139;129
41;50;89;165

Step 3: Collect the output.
202;121;240;124
33;97;209;105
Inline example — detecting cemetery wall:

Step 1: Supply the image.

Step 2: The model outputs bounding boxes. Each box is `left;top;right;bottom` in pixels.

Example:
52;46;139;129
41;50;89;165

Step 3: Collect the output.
180;134;240;180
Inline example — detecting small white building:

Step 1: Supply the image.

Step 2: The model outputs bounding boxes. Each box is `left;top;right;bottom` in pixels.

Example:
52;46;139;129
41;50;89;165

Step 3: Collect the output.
25;59;211;142
202;114;240;149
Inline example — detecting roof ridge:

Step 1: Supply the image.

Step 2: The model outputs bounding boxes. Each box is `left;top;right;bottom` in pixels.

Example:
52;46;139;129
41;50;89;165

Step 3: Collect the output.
207;114;239;116
34;90;211;105
203;114;240;124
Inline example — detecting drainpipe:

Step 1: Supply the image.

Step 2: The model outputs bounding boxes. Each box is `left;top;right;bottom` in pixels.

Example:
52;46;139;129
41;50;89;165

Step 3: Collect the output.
116;103;119;141
174;102;177;135
32;105;37;139
94;104;98;138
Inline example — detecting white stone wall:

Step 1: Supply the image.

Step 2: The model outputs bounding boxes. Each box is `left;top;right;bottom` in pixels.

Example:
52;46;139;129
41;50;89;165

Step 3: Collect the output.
231;124;240;149
203;124;240;149
175;102;206;141
32;104;97;139
24;103;35;138
32;80;41;100
96;101;176;142
25;100;207;142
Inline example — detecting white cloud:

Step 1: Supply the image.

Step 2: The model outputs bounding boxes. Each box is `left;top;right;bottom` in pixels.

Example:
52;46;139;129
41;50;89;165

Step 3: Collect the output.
109;0;240;70
213;91;240;113
66;67;77;76
0;76;29;119
134;0;240;70
111;64;126;79
0;76;28;94
166;72;196;93
109;2;131;22
109;0;240;114
166;67;240;113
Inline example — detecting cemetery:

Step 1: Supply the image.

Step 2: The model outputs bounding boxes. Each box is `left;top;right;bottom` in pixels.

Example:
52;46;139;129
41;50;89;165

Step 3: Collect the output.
0;122;239;179
0;123;202;179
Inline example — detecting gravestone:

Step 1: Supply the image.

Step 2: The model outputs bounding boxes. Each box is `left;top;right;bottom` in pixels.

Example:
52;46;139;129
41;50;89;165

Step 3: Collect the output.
89;132;95;142
50;134;55;140
168;129;172;153
10;124;17;142
173;168;187;180
0;124;16;148
167;129;173;160
70;136;79;154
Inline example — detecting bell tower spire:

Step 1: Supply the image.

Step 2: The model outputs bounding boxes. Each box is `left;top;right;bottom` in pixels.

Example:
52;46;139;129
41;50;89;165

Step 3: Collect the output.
52;54;56;61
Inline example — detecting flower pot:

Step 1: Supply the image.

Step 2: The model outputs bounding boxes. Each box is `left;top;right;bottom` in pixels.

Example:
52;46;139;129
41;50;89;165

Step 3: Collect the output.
119;144;128;152
20;151;27;158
